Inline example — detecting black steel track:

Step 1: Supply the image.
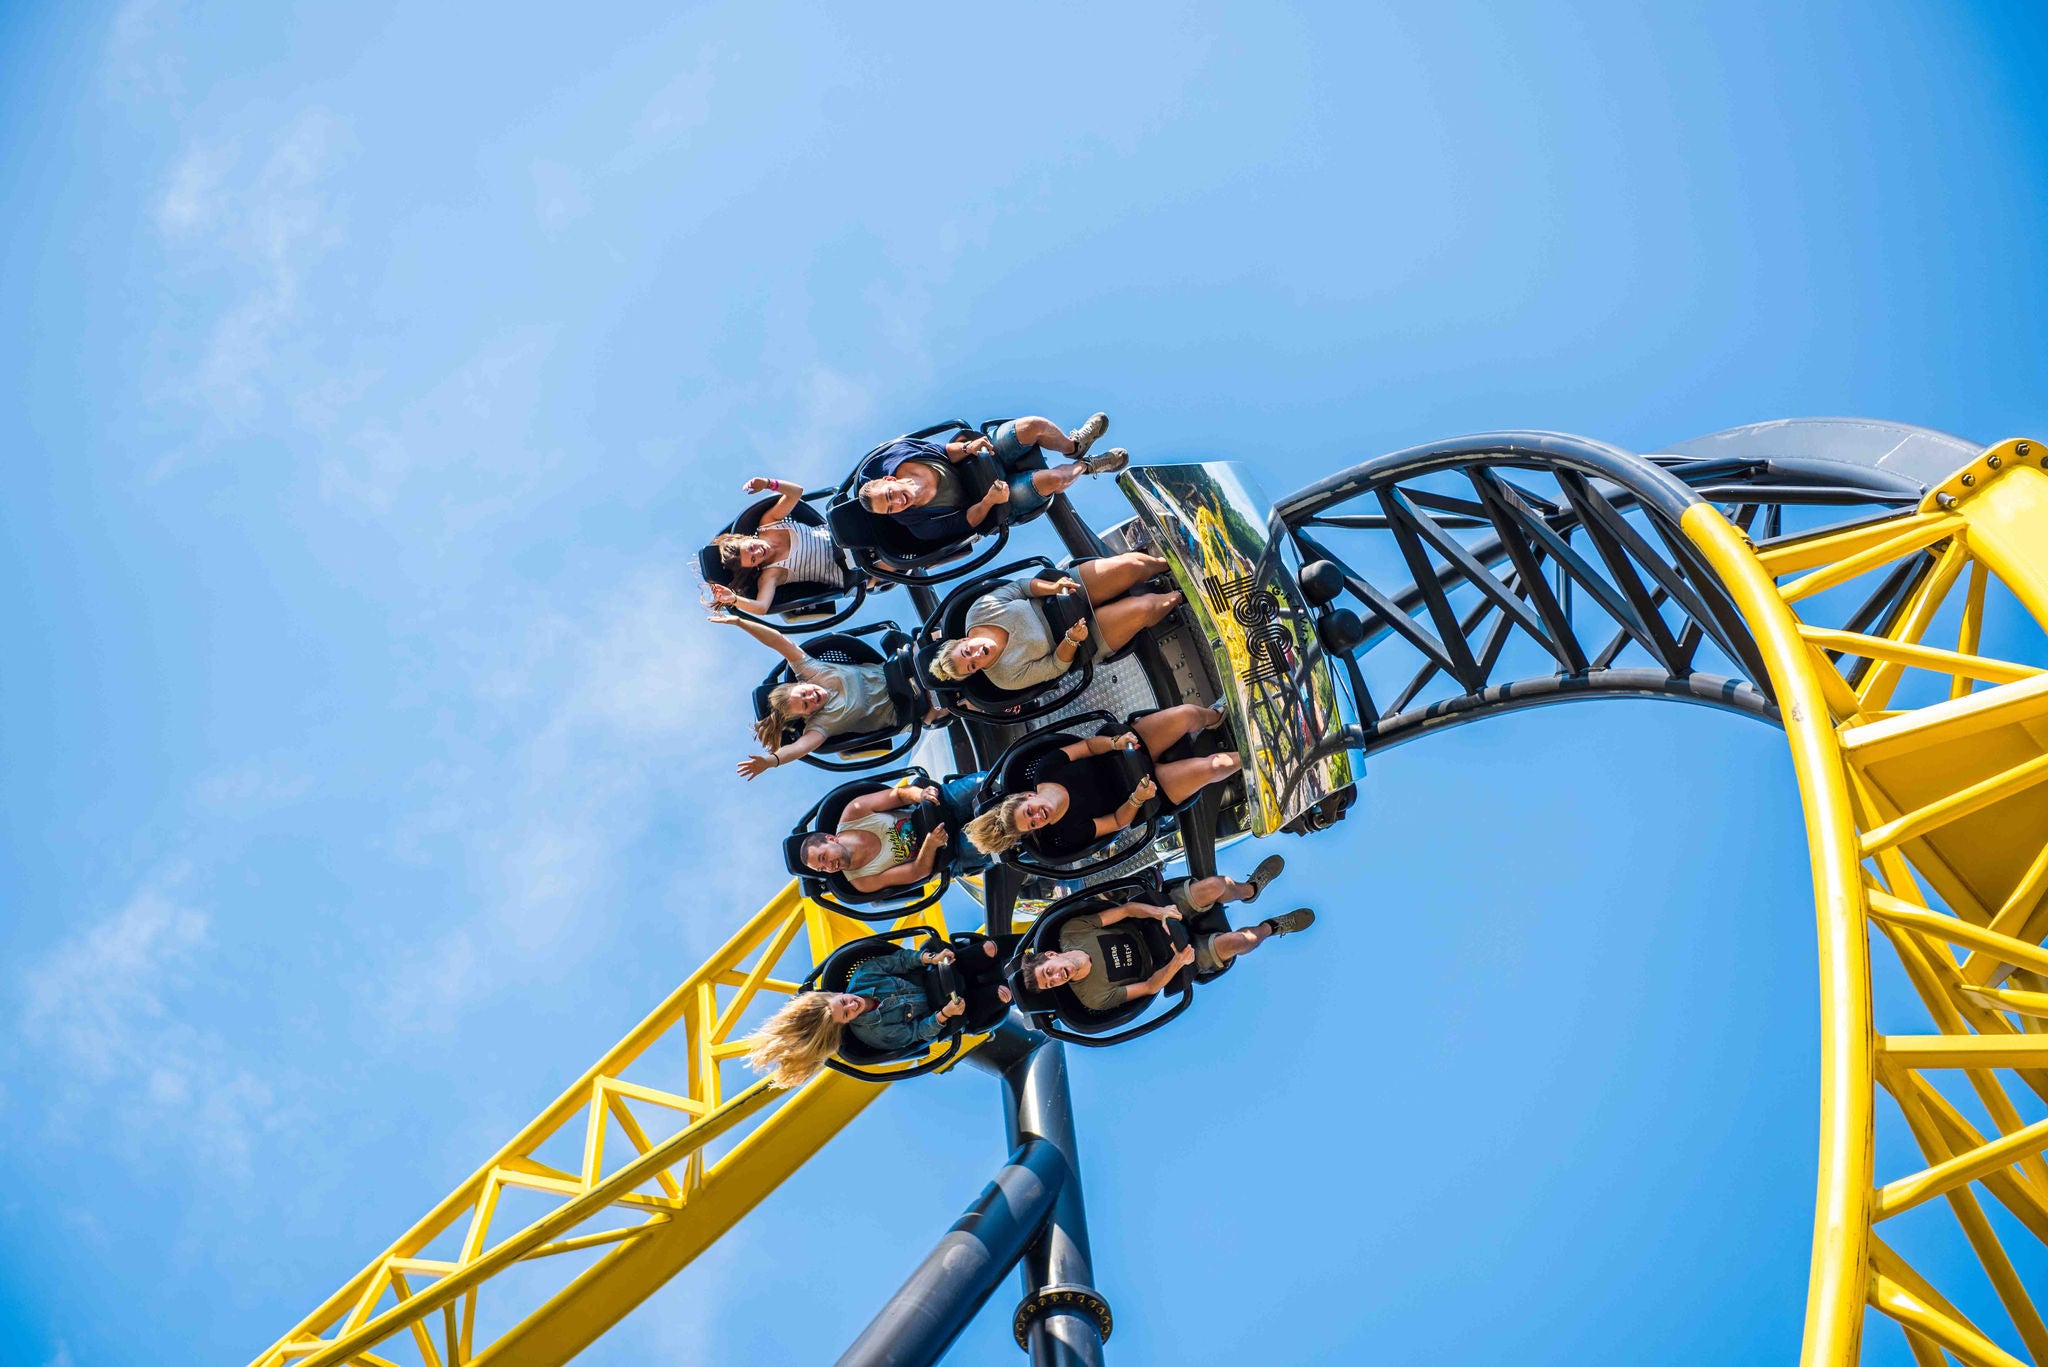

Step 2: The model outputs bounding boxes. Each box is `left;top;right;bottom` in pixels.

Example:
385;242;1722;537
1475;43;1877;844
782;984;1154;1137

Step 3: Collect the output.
1274;430;1938;754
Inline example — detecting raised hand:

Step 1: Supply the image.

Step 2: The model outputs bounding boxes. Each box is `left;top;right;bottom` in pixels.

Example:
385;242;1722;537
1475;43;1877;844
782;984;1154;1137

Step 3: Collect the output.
707;609;741;625
709;584;738;605
741;477;775;494
737;755;776;780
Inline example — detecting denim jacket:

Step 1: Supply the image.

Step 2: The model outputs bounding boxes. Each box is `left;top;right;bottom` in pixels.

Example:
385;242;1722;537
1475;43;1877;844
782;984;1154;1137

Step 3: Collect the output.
845;948;942;1052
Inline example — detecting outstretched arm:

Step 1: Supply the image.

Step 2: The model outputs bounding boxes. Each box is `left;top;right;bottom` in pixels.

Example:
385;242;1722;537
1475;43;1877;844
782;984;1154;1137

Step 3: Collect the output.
710;611;808;669
737;726;825;780
713;565;789;618
742;476;804;524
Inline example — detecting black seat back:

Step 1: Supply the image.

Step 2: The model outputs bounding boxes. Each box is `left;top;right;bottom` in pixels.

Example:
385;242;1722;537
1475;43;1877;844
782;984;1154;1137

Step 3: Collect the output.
799;926;969;1081
825;420;1030;586
753;623;923;772
976;713;1167;877
1005;877;1196;1047
701;493;864;631
912;558;1098;721
781;768;953;920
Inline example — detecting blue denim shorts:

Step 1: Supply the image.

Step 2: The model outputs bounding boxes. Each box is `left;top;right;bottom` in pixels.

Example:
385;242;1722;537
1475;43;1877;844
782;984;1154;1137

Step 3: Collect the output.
990;420;1053;518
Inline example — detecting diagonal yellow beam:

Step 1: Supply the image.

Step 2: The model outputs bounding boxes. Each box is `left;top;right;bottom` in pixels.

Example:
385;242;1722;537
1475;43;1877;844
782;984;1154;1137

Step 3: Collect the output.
1858;749;2048;856
1776;516;1963;604
1876;1113;2048;1220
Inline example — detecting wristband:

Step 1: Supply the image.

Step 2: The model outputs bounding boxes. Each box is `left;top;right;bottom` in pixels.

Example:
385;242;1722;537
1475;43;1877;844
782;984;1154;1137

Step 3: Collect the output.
769;478;780;490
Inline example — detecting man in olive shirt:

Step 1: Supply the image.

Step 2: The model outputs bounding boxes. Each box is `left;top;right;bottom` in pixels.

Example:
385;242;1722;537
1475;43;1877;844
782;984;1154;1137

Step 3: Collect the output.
1022;881;1315;1011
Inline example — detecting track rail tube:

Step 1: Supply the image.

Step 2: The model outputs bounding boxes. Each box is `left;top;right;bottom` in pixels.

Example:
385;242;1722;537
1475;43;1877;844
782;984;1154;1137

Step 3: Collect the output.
835;1140;1066;1367
1683;505;1875;1367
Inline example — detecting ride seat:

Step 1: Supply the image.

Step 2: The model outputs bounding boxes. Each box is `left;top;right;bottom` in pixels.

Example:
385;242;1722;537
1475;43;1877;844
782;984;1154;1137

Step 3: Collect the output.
700;492;865;633
826;420;1041;587
974;710;1198;878
913;556;1127;723
1004;876;1198;1047
781;767;962;920
801;926;968;1082
753;622;925;773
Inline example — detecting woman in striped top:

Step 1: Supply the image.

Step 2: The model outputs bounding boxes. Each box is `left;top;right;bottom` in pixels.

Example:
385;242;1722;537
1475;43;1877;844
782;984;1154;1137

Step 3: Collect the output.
708;477;853;616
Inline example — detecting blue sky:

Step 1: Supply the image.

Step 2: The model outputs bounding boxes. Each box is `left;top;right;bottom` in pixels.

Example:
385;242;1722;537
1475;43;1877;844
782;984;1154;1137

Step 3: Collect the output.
4;2;2048;1364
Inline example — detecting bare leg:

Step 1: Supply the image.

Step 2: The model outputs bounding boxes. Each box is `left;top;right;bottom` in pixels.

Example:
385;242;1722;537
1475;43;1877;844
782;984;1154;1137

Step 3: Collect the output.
1180;873;1261;911
1077;551;1170;603
1207;923;1270;966
1029;463;1086;498
1009;416;1074;454
1093;591;1183;653
1154;751;1240;806
1131;703;1225;755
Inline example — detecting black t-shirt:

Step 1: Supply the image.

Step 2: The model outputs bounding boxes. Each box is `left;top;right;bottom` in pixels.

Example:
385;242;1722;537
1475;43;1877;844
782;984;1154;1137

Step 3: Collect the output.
1031;751;1137;856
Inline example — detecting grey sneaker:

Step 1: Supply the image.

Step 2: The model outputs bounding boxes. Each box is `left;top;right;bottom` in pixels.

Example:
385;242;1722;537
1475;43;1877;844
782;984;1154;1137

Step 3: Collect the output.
1242;854;1285;903
1080;447;1129;475
1067;412;1110;460
1260;908;1316;938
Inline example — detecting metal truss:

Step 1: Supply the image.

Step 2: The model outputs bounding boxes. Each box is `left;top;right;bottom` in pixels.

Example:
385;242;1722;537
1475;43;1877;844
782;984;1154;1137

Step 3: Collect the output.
1282;432;2048;1365
258;429;2048;1367
249;884;972;1367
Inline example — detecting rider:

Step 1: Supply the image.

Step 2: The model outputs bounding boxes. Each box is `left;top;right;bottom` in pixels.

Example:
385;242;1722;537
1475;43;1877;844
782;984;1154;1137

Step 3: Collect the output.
707;476;852;616
744;937;1012;1089
799;775;988;892
928;552;1182;693
1020;859;1314;1012
858;413;1129;546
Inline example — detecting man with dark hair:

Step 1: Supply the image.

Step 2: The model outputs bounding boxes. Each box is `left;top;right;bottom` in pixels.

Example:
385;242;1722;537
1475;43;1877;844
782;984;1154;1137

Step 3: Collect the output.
858;413;1128;545
1021;856;1314;1011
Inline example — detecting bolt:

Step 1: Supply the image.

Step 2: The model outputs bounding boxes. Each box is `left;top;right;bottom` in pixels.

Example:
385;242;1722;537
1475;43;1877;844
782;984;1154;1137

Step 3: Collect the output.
1938;493;1959;509
1988;454;2002;469
1962;473;1976;487
2019;442;2033;456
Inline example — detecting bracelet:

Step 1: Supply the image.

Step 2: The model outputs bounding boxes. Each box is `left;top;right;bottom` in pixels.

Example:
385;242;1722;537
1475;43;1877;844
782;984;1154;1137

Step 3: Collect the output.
769;478;780;490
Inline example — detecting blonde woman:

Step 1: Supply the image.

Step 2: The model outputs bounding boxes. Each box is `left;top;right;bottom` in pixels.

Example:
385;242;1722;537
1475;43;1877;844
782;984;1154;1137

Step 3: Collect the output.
929;553;1181;694
965;705;1240;859
707;477;853;617
744;938;1011;1088
711;612;909;779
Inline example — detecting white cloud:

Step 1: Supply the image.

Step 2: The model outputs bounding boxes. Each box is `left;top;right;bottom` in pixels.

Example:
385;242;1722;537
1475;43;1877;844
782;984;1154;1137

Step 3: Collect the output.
152;110;345;460
105;0;184;103
376;566;739;1030
193;757;314;814
20;876;282;1179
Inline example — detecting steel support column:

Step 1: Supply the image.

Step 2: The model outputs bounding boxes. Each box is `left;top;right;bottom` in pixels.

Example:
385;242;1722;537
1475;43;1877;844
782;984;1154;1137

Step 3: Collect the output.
972;1018;1110;1367
835;1139;1067;1367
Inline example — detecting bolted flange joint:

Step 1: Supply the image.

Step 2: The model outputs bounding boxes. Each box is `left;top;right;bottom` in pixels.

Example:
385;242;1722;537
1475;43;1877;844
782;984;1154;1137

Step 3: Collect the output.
1013;1283;1114;1349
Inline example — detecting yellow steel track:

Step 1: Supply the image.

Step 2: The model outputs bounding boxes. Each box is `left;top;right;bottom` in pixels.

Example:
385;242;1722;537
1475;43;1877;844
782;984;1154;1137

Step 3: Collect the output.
256;440;2048;1367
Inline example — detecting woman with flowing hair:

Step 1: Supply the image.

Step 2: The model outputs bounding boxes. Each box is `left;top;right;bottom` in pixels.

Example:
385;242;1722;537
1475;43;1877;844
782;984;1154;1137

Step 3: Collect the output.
706;476;853;617
744;939;1010;1088
710;611;927;779
927;553;1182;694
965;704;1240;859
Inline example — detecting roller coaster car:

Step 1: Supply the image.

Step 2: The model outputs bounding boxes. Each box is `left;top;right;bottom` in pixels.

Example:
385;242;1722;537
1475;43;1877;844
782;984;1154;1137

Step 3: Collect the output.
1004;875;1226;1047
826;420;1045;588
912;556;1129;724
974;710;1225;880
699;491;867;634
754;621;926;773
781;766;976;920
798;926;973;1082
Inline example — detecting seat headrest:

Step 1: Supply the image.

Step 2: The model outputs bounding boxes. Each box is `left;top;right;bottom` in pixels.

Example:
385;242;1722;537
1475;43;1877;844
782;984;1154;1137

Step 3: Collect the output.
698;545;732;587
827;498;883;553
